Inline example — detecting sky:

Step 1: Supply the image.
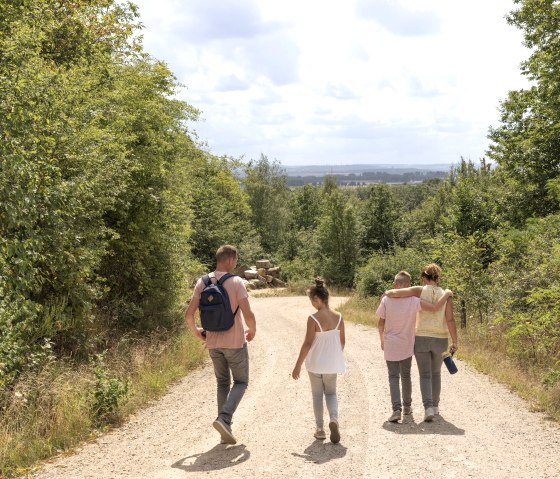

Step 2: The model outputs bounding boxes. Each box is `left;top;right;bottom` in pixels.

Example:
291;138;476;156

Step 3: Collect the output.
131;0;531;166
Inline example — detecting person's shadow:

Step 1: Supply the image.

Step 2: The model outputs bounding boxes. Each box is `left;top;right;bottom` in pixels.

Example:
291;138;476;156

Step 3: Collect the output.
292;439;348;464
172;444;250;472
382;413;465;436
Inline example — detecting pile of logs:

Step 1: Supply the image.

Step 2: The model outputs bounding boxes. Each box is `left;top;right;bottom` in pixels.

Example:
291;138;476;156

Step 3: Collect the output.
235;259;286;290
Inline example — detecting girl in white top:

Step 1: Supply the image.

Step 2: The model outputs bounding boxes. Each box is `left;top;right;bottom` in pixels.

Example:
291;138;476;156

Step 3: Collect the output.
292;278;345;443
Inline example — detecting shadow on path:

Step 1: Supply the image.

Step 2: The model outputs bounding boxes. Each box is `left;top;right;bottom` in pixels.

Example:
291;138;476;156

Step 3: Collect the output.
382;413;465;436
172;444;250;472
292;439;348;464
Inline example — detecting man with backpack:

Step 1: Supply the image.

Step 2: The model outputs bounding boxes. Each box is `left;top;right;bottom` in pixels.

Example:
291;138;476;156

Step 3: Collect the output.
185;244;257;445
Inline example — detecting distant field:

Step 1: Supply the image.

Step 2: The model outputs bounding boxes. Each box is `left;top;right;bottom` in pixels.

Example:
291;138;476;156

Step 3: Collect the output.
283;163;450;186
283;163;453;176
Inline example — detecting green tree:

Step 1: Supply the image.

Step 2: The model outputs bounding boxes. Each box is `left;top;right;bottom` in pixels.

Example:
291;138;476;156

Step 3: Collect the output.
279;185;321;261
446;159;498;238
186;153;259;268
291;184;322;231
316;188;359;287
398;180;452;246
0;0;146;369
427;233;493;324
488;0;560;219
0;0;202;378
243;154;290;253
359;184;401;253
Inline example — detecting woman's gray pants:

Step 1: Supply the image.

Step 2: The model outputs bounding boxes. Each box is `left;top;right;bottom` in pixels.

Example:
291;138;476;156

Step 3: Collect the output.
414;336;448;409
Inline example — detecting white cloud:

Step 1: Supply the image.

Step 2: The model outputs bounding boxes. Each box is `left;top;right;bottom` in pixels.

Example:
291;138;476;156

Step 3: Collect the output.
356;0;443;36
132;0;530;166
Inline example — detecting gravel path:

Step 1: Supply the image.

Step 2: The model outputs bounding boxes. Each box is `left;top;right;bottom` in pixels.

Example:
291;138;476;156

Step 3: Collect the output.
34;296;560;479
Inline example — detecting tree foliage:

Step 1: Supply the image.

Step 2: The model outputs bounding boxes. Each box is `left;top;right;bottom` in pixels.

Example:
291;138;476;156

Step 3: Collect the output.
488;0;560;218
359;184;401;253
316;186;359;287
0;0;203;382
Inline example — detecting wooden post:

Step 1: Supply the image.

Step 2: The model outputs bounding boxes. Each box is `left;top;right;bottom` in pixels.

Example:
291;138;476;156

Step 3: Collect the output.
460;299;467;329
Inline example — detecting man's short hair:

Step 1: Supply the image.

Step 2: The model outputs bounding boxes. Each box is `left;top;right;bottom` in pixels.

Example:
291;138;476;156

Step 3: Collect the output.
394;271;411;287
216;244;238;263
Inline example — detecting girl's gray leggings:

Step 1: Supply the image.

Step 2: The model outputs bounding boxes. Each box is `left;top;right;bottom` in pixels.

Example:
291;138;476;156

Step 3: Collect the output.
308;372;338;429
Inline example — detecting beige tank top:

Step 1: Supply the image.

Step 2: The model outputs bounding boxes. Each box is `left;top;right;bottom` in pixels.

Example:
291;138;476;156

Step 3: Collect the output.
416;285;449;339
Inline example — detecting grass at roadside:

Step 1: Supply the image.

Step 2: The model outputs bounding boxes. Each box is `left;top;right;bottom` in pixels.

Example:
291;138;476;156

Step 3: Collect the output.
339;295;560;423
458;326;560;422
338;295;378;328
0;329;206;478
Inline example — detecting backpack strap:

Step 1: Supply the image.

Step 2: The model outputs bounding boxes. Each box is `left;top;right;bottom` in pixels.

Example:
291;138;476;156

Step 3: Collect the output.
202;274;212;286
217;273;234;285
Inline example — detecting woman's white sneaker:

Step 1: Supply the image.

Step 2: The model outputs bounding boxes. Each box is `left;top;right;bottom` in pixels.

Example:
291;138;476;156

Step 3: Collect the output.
424;408;435;422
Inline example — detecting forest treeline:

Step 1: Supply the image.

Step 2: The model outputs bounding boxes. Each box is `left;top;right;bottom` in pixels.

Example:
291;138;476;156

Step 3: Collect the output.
1;0;559;419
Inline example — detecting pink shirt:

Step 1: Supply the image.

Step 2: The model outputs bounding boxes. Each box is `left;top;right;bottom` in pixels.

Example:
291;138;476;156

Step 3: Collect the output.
191;271;248;349
376;296;421;361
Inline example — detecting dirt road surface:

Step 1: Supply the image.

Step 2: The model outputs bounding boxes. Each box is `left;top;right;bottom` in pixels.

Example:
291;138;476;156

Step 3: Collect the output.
34;296;560;479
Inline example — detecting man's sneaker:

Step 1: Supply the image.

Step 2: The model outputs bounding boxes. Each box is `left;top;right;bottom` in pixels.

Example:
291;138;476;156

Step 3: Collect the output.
213;418;236;444
433;407;439;415
424;407;435;422
403;406;413;415
388;409;401;422
329;420;341;444
314;428;326;440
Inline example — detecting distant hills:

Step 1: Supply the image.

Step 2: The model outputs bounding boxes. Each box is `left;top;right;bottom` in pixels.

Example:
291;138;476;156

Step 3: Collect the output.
282;163;452;176
282;163;452;186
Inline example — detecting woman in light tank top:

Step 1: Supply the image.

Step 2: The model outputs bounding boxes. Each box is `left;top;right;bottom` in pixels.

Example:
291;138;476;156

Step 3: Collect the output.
384;264;458;422
292;278;345;443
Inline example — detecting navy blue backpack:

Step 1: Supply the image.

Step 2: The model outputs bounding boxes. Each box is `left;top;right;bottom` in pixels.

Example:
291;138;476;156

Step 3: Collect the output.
199;273;239;331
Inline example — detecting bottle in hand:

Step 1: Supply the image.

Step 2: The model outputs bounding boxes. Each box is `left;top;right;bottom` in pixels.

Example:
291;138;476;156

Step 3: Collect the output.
443;352;458;374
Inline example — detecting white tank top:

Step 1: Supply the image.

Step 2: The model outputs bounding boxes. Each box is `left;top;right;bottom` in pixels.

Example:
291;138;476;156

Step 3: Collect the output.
305;313;346;374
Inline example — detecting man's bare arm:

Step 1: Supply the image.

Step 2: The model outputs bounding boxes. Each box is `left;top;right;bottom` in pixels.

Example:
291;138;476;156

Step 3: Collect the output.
239;297;256;341
184;295;206;342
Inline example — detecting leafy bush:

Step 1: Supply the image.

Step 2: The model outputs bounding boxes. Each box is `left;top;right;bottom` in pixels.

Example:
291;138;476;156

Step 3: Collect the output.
356;247;428;297
542;367;560;389
92;352;129;422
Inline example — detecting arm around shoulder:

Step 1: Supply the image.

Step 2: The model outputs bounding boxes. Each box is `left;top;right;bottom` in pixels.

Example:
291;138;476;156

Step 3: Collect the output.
384;286;423;298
